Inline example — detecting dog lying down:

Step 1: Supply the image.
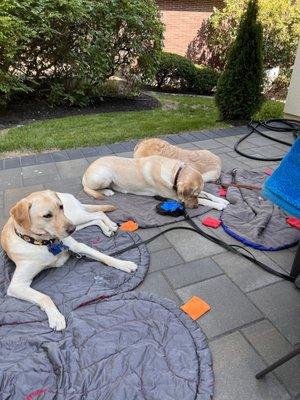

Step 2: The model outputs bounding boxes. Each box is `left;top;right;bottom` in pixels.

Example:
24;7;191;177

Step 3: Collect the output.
134;137;222;183
0;190;137;331
82;155;229;210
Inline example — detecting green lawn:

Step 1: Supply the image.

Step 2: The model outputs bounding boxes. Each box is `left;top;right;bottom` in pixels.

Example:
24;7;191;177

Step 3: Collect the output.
0;94;228;154
0;94;283;154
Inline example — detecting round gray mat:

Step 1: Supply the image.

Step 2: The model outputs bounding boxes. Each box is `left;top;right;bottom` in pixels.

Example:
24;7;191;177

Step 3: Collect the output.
0;293;214;400
0;226;149;325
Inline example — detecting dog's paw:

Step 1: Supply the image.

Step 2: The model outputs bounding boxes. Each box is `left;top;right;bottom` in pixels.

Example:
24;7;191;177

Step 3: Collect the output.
101;189;115;197
218;197;230;206
100;224;115;237
117;261;138;273
214;203;227;211
48;310;66;331
110;221;118;232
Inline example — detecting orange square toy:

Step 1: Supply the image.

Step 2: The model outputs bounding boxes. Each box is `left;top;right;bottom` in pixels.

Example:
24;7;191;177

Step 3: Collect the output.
119;220;139;232
180;296;211;320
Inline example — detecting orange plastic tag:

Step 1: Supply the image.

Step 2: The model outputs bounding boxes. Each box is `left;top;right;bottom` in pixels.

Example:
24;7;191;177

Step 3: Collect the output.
180;296;211;320
119;220;139;232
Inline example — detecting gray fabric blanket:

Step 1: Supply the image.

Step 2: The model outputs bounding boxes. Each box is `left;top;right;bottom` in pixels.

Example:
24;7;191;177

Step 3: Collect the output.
220;170;300;250
0;227;214;399
0;227;149;325
0;292;213;400
78;169;299;250
77;182;219;228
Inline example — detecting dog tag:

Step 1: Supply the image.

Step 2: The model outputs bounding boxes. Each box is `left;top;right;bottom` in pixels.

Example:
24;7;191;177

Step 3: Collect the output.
47;243;64;255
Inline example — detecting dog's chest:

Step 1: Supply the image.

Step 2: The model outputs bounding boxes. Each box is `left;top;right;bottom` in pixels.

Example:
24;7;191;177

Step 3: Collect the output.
47;250;70;268
25;245;70;268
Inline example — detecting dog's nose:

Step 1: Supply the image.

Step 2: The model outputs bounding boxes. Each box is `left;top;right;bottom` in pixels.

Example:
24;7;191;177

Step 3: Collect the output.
67;225;76;235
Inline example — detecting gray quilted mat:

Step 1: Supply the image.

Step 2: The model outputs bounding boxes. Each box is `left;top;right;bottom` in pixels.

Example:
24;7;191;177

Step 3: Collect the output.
220;170;300;250
0;293;214;400
0;226;149;325
76;182;219;228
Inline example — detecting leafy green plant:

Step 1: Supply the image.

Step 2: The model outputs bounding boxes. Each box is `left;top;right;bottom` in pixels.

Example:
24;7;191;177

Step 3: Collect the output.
0;0;163;108
188;0;300;72
215;0;264;120
253;99;284;120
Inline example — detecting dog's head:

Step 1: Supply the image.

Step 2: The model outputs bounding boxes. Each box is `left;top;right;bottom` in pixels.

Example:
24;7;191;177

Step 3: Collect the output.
10;190;75;240
176;166;203;208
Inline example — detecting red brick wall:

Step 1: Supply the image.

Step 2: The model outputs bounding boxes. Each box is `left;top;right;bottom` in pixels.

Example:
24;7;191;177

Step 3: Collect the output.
157;0;224;56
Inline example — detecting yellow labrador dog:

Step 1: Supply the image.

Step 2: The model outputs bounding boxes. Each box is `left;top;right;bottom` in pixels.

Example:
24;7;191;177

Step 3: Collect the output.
134;138;222;183
82;155;228;210
1;190;137;331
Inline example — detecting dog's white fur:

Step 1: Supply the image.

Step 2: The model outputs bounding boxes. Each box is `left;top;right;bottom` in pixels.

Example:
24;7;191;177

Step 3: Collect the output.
1;191;137;331
82;155;228;210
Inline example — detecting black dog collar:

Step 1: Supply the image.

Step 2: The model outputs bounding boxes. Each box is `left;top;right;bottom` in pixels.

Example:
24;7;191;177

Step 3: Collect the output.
14;229;84;258
14;229;56;246
173;165;184;192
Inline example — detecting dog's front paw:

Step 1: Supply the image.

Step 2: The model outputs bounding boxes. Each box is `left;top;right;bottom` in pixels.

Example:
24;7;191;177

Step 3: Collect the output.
102;189;115;197
219;198;230;206
117;261;138;273
101;224;116;237
214;203;227;211
48;310;66;331
110;221;118;232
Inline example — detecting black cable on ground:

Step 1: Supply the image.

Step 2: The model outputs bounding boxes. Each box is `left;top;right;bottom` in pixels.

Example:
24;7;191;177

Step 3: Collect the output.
110;213;295;282
234;119;300;161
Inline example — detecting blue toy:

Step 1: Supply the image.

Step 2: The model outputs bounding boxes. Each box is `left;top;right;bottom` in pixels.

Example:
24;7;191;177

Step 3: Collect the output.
156;199;185;217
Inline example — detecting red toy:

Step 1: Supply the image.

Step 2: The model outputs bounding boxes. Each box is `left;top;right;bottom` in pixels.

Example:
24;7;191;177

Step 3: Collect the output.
286;217;300;229
202;216;221;229
218;188;227;197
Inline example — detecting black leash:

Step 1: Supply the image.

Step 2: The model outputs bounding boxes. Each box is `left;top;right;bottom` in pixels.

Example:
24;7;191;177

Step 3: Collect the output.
110;210;296;283
234;119;300;161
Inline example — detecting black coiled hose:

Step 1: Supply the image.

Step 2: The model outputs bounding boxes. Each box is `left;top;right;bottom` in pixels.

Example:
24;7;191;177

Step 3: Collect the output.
234;119;300;161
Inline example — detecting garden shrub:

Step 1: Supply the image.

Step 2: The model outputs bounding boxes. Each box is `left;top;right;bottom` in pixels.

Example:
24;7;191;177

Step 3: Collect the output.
193;65;219;95
215;0;263;120
253;100;284;120
0;0;163;108
155;52;197;90
154;52;218;95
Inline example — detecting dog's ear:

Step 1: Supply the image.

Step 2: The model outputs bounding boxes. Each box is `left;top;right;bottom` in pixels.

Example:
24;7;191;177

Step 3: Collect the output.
177;182;192;198
10;199;32;230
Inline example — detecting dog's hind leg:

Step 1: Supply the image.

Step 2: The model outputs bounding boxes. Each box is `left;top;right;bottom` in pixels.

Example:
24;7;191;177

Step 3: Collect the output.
82;204;116;213
76;216;118;237
82;169;113;199
202;169;221;183
80;204;118;236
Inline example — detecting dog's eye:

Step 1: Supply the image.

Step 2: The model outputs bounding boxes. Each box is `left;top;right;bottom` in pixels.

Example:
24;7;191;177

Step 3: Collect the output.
59;204;64;210
43;213;52;219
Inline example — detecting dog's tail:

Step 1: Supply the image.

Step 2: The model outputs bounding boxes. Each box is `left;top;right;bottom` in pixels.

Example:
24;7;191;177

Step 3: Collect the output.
83;185;104;200
83;204;116;213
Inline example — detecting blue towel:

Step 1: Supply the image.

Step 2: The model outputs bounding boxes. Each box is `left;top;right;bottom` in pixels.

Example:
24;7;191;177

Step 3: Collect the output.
261;135;300;218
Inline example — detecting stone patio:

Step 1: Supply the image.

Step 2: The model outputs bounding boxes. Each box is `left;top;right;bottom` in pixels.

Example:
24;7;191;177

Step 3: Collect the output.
0;126;299;399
